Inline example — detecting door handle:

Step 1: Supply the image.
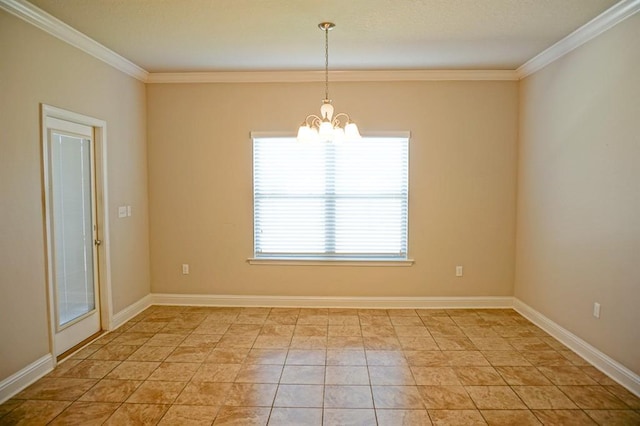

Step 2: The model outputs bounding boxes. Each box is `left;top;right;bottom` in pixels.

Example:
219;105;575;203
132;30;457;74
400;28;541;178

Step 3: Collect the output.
94;239;102;246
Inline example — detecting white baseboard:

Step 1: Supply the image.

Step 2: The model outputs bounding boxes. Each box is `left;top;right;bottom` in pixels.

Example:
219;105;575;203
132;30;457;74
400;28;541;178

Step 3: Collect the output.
151;293;514;309
0;295;151;405
110;294;152;330
513;298;640;397
0;354;54;404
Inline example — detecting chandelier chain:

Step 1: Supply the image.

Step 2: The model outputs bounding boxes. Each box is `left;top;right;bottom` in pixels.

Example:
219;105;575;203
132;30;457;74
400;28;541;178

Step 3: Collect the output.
325;25;329;101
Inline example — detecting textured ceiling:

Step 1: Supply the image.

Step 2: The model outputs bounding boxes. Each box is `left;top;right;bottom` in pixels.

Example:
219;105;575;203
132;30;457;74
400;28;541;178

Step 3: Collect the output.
28;0;620;72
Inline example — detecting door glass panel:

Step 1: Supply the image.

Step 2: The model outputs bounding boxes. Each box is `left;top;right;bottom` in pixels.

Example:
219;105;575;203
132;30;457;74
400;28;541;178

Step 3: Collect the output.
50;132;95;327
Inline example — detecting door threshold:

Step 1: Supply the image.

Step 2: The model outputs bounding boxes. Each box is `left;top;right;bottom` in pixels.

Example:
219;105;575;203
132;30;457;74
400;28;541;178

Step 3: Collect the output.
57;330;105;362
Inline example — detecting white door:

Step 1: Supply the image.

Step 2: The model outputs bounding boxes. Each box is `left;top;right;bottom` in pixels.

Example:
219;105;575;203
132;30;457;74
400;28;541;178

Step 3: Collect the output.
44;116;101;356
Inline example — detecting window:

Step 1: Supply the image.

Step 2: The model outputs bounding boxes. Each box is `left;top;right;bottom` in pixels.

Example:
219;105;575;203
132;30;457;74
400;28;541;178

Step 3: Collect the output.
252;134;409;262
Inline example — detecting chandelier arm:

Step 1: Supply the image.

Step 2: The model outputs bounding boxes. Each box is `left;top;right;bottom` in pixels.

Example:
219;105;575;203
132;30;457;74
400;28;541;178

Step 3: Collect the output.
304;114;323;128
332;112;351;127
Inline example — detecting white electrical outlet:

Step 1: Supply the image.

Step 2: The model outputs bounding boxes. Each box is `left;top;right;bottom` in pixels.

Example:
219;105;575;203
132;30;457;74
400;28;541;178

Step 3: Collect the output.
593;302;601;318
456;266;463;277
182;264;189;275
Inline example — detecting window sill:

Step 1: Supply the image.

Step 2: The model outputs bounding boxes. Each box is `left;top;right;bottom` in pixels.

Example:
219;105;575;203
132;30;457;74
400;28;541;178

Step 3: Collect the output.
247;258;414;267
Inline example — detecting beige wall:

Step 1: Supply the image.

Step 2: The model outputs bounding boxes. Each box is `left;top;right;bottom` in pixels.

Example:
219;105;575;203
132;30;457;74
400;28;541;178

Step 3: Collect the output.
0;10;150;380
147;80;518;297
515;13;640;374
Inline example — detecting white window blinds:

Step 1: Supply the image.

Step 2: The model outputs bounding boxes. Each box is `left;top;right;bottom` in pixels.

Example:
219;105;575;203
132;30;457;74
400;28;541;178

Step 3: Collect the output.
253;135;409;260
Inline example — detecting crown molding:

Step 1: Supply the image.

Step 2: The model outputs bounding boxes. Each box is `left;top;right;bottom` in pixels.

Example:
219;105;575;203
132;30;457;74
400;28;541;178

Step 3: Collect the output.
517;0;640;79
0;0;148;82
3;0;636;84
147;69;519;84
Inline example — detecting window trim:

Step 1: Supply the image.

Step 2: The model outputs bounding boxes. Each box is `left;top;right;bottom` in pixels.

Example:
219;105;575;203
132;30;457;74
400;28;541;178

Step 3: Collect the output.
247;258;414;266
250;131;412;265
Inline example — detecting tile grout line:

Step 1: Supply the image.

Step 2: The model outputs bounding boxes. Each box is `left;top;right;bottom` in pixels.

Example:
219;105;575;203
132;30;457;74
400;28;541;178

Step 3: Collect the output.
3;307;639;425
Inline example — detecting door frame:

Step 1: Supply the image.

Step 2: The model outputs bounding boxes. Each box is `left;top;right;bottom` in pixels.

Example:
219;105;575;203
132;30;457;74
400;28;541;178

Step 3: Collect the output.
41;104;113;365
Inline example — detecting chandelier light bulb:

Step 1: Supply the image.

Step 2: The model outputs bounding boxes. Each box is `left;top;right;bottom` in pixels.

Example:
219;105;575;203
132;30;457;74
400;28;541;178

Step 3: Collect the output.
344;122;361;140
297;123;311;141
319;120;333;140
333;127;346;143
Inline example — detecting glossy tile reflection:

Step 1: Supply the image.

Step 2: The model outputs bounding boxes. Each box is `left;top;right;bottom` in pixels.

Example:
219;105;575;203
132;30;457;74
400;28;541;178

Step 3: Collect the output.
1;306;638;425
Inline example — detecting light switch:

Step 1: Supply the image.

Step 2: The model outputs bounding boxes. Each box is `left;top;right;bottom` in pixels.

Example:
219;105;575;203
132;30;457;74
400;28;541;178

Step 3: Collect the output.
118;206;127;218
127;205;132;217
593;302;601;318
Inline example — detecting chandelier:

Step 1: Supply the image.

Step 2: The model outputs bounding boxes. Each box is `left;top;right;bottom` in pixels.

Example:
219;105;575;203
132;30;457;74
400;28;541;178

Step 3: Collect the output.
297;22;362;142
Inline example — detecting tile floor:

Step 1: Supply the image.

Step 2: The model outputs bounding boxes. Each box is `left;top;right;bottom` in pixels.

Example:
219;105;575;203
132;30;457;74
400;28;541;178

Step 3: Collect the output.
1;307;639;425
